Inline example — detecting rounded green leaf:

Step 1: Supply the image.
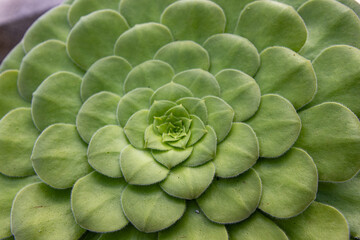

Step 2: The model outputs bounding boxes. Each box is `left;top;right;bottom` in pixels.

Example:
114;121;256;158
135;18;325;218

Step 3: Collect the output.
117;88;153;127
235;1;307;52
148;100;177;124
119;0;177;26
161;0;225;44
11;183;85;240
123;109;149;149
246;94;301;158
115;23;173;66
121;184;186;233
160;162;215;200
32;71;82;131
176;97;208;124
216;69;260;122
71;172;128;232
152;147;193;169
0;174;40;239
0;43;25;72
159;201;228;240
197;169;261;224
0;108;39;176
0;70;30;118
317;173;360;238
68;0;120;26
120;145;169;185
188;115;207;146
255;46;317;110
305;45;360;117
172;69;220;98
67;10;129;69
81;56;132;101
76;91;120;143
150;82;193;103
203;33;260;76
88;125;129;178
18;40;84;101
183;125;217;167
154;41;210;73
275;202;349;240
23;5;71;52
99;225;157;240
254;147;318;218
31;124;91;189
298;0;360;60
227;211;288;240
214;122;259;178
295;102;360;182
144;125;172;151
203;96;234;143
124;60;174;93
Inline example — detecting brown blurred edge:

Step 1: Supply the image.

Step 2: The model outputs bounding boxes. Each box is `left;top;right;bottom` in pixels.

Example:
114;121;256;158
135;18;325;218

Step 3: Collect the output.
0;0;63;63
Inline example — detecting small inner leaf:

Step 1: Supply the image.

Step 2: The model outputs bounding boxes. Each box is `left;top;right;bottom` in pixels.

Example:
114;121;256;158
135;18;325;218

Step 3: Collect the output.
123;109;149;149
152;147;193;169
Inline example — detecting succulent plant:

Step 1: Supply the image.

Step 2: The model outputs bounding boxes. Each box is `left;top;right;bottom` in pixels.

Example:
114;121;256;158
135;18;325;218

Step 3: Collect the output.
1;0;360;239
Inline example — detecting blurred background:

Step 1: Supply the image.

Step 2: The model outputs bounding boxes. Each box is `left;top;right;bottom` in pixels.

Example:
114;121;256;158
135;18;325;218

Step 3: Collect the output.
0;0;63;62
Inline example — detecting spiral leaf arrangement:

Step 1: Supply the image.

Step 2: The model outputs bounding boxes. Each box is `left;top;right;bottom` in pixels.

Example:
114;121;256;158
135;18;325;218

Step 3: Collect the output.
0;0;360;239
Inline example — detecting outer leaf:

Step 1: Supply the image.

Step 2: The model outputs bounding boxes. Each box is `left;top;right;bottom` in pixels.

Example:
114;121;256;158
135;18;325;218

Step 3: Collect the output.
88;125;129;178
216;69;260;122
203;33;260;76
117;88;154;127
71;172;128;232
160;162;215;200
317;173;360;238
31;124;91;189
298;0;360;59
197;169;261;224
275;202;349;240
235;1;307;52
99;225;157;240
121;184;186;233
295;102;360;182
124;60;174;93
0;43;25;72
18;40;84;101
255;46;317;110
172;69;220;98
0;174;39;239
159;201;228;240
11;183;85;240
67;10;129;69
120;145;169;185
254;147;318;218
81;56;132;101
154;41;210;73
214;122;259;178
115;23;173;66
76;91;120;143
203;96;234;143
227;211;288;240
246;94;301;158
161;0;226;44
119;0;177;26
0;108;39;176
23;5;71;52
305;45;360;117
0;70;30;118
32;72;82;131
68;0;120;26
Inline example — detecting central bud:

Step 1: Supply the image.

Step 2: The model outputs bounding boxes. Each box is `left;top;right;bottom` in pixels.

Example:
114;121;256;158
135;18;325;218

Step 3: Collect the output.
148;105;192;149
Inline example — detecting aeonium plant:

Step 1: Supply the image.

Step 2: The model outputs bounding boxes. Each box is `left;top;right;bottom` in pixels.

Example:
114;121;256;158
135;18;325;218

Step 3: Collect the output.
0;0;360;239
